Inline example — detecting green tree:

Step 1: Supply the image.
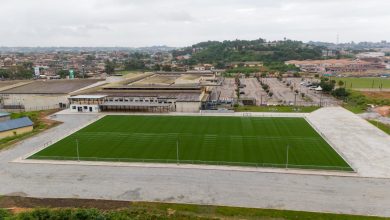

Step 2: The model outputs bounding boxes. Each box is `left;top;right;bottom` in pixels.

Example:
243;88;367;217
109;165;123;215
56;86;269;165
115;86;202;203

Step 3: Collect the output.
105;60;115;75
332;88;350;98
57;69;69;78
320;79;335;93
162;65;172;71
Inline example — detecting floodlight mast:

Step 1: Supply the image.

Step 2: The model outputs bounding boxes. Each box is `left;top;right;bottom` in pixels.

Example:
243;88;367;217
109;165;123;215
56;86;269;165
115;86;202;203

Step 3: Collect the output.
286;144;289;169
76;139;80;162
176;139;179;165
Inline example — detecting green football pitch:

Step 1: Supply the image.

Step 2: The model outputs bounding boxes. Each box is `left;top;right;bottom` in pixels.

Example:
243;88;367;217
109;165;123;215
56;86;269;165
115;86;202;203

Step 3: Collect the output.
29;115;352;171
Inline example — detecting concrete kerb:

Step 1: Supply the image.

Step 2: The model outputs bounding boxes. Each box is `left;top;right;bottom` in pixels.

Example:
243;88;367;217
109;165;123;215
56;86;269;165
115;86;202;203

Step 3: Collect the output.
304;116;357;173
12;157;358;178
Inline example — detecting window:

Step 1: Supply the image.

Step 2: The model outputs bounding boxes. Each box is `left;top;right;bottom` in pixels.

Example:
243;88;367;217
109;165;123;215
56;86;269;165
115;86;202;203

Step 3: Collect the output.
84;106;88;109
72;106;76;110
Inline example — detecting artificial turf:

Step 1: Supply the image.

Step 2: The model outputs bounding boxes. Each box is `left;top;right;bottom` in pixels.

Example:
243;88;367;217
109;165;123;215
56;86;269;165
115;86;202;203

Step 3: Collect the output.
29;115;352;171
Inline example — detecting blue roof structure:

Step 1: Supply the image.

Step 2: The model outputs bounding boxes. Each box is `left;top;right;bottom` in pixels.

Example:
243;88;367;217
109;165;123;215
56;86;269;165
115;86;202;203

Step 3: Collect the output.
0;112;10;117
0;117;33;132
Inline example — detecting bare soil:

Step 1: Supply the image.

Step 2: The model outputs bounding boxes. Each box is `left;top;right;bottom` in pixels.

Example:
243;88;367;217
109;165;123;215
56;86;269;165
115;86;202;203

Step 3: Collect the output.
361;91;390;99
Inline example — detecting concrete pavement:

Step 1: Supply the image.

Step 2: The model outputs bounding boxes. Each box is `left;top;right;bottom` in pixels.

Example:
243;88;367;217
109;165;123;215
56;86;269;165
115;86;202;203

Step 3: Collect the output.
307;107;390;178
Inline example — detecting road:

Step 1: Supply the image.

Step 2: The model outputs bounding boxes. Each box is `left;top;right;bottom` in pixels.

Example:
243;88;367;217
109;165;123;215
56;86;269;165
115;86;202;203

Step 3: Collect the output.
1;112;390;217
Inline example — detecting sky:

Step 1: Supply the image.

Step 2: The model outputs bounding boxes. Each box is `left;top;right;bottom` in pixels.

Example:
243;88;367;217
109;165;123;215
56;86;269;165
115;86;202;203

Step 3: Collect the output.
0;0;389;47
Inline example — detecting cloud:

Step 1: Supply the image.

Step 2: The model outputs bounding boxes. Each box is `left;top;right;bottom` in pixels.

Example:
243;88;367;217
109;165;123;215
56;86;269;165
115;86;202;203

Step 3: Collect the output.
0;0;388;47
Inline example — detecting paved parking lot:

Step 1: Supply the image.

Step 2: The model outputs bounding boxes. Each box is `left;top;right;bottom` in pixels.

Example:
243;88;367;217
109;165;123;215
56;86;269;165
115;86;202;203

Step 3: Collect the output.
240;78;269;105
1;110;390;217
288;78;340;106
264;78;306;105
216;78;236;100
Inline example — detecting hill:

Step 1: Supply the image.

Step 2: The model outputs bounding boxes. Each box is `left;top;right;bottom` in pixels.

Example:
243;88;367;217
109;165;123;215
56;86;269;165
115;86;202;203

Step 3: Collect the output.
172;38;324;66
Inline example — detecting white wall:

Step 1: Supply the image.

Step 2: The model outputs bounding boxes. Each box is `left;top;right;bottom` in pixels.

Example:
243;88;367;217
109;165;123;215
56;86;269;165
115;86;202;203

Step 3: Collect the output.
1;94;69;111
70;104;100;113
176;102;201;113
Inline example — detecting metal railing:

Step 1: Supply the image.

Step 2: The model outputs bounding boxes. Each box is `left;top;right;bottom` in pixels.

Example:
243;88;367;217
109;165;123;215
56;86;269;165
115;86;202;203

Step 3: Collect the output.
29;155;353;171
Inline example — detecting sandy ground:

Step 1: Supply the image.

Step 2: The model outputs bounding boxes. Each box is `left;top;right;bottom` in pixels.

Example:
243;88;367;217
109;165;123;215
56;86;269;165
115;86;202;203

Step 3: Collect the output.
1;109;390;217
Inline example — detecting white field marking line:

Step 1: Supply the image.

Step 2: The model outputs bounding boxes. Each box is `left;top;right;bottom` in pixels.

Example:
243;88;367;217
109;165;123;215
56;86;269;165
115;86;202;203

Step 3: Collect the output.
98;111;310;118
12;158;357;177
304;116;356;172
74;132;323;142
19;115;105;161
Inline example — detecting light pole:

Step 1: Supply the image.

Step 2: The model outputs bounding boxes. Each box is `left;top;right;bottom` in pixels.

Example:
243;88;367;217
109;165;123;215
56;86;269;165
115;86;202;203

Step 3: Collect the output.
286;145;290;169
176;139;179;165
76;139;80;162
260;95;263;106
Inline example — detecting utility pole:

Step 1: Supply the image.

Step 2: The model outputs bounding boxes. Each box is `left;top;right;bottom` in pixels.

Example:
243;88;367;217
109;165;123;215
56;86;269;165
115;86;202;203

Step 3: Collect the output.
82;65;85;79
294;93;297;106
76;139;80;162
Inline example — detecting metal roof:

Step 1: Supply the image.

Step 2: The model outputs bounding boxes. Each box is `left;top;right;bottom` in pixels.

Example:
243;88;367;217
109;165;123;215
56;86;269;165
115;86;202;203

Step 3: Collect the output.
70;95;107;99
101;102;171;107
0;117;33;132
0;112;10;117
0;79;103;94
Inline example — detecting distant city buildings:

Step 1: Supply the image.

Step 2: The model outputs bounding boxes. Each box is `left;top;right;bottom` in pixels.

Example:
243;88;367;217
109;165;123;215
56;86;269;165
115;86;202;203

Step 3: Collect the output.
286;59;386;74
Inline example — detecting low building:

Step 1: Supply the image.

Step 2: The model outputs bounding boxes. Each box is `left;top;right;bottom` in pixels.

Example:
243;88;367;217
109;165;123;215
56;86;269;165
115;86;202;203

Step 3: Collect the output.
286;59;385;73
0;117;33;139
69;95;107;113
230;62;263;68
0;79;104;111
0;112;10;122
69;73;211;113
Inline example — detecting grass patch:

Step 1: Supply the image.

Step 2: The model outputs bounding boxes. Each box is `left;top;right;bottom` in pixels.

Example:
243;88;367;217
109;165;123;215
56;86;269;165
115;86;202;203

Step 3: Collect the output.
342;104;367;114
0;198;388;220
336;77;390;89
235;105;320;113
368;120;390;135
341;90;390;114
30;115;351;171
114;70;142;75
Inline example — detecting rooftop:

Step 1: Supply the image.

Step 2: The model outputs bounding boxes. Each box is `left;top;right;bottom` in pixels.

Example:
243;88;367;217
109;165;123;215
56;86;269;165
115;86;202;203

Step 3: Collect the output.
0;112;10;117
0;79;103;94
70;95;107;99
0;117;33;132
286;59;371;66
87;91;202;102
